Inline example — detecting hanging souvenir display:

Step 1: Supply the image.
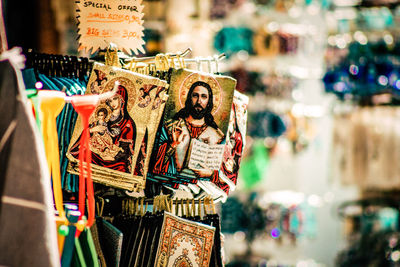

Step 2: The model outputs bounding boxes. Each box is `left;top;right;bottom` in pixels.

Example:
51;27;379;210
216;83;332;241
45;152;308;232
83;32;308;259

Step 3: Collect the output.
155;212;215;267
1;0;257;262
198;90;249;197
218;91;248;191
5;22;247;266
148;68;236;189
97;195;222;267
95;217;123;267
67;63;169;191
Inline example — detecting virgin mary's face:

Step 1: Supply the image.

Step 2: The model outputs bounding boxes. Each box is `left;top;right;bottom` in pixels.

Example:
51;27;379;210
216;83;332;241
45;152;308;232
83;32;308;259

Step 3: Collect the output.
109;95;121;110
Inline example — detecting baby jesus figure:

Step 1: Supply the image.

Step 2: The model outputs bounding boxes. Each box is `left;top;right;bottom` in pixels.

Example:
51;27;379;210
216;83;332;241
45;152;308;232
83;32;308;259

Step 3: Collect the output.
90;108;123;161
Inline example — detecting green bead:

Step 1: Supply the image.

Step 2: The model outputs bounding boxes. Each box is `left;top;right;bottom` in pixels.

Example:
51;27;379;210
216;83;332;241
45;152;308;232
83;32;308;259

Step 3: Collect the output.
58;225;69;236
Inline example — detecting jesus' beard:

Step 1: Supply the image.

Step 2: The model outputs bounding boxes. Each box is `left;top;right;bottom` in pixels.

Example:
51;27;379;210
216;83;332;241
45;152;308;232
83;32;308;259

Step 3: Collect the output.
190;104;207;119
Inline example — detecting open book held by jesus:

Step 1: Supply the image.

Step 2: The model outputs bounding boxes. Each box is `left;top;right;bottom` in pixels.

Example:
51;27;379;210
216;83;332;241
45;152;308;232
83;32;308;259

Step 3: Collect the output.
188;139;225;171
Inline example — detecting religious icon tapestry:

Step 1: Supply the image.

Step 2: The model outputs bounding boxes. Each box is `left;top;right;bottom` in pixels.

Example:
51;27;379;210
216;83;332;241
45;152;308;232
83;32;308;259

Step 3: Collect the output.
218;90;249;192
197;90;249;200
155;212;215;267
67;63;169;191
148;68;236;188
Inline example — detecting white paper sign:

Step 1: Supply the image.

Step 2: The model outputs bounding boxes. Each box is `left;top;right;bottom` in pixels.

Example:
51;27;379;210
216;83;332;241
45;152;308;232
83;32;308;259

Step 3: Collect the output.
188;139;225;171
76;0;145;54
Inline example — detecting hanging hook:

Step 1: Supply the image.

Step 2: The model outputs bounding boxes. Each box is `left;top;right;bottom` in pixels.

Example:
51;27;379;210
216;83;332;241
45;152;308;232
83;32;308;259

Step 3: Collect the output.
196;57;201;71
135;198;139;216
213;55;219;74
105;43;121;68
140;197;144;216
198;199;202;218
191;199;195;217
129;199;134;215
165;54;174;70
181;199;185;217
178;55;185;69
181;47;192;57
175;199;179;216
155;53;163;71
207;57;212;74
96;196;105;217
125;47;192;64
144;201;148;215
211;198;216;214
153;196;158;214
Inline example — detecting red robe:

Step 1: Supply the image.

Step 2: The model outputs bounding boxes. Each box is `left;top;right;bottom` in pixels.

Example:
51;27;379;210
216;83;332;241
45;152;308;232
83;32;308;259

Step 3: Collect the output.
70;85;136;173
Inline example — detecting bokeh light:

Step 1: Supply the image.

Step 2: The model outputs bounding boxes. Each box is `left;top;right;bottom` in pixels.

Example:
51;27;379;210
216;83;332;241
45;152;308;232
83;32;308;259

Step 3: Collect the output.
35;81;43;89
271;228;281;239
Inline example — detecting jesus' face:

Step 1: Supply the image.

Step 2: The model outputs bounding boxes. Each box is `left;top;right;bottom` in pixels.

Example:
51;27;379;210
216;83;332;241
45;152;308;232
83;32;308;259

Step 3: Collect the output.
190;85;209;119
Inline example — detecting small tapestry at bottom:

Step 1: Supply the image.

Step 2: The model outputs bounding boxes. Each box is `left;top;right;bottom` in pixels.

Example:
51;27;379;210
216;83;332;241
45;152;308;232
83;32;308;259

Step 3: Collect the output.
155;212;215;267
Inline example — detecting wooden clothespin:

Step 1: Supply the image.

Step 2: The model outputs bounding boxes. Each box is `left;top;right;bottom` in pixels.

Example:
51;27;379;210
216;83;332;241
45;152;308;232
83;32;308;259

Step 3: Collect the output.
104;43;121;68
175;199;180;216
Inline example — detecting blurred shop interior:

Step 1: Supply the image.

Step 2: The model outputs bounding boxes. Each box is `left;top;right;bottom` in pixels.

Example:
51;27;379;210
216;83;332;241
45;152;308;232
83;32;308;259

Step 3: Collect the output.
3;0;400;266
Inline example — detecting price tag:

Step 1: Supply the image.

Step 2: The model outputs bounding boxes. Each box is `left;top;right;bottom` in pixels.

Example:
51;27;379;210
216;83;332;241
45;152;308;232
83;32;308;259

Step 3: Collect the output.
76;0;145;55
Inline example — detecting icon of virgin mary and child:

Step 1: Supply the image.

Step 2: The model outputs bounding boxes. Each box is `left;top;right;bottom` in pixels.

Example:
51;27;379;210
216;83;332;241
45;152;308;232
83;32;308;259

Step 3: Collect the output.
69;82;136;173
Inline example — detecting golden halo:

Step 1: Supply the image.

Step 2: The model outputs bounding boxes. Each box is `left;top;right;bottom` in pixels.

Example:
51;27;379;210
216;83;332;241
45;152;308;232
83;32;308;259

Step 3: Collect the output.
94;104;112;121
104;77;136;111
179;73;222;115
89;104;112;125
